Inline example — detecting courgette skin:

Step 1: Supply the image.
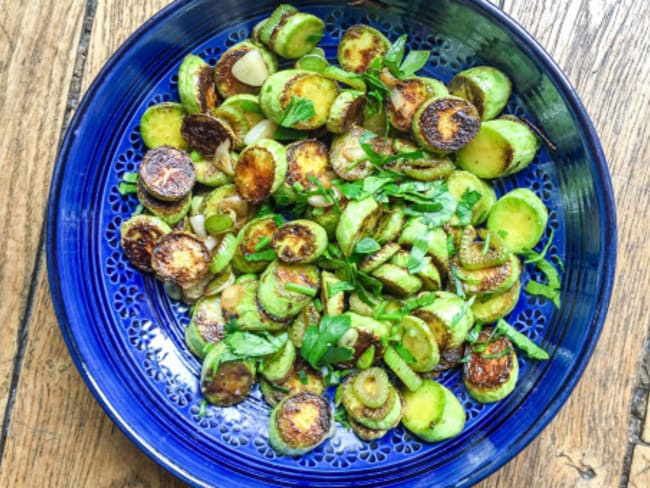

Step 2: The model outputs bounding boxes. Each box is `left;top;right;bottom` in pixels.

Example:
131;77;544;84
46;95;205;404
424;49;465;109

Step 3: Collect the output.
200;342;256;406
178;54;219;114
335;197;381;255
214;40;278;98
463;329;519;403
272;219;328;264
268;392;334;455
448;66;511;121
140;102;188;150
337;25;391;73
234;138;287;203
260;70;338;130
257;260;320;320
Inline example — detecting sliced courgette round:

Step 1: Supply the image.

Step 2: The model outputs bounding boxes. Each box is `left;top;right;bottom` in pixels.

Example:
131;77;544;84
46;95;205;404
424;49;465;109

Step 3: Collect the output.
471;279;521;323
268;392;334;456
326;90;366;134
140;102;188;150
136;179;192;225
120;214;172;272
358;242;401;274
271;12;325;59
185;295;226;359
455;118;540;178
412;96;481;153
231;215;280;273
402;380;465;442
138;146;195;202
320;271;346;316
211;104;250;150
448;66;511;121
181;113;235;157
234;138;287;203
178;54;218;114
337;25;391;74
371;263;423;298
257;260;320;320
193;157;232;187
201;183;254;231
386;77;448;132
260;70;338;130
352;367;390;408
214;40;277;98
288;302;320;348
151;231;211;285
446;170;497;225
412;291;475;351
486;188;549;253
259;361;325;407
400;315;440;373
450;253;521;297
272;219;328;264
201;342;255;406
374;208;405;245
220;279;287;331
261;337;296;383
286;138;330;190
335;197;381;256
463;329;519;403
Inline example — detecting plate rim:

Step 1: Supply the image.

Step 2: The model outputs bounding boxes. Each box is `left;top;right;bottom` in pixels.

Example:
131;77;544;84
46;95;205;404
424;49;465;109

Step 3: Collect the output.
46;0;617;486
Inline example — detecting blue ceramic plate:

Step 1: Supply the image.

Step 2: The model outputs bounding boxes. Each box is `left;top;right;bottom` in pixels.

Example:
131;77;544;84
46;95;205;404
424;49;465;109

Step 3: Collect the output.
47;0;616;486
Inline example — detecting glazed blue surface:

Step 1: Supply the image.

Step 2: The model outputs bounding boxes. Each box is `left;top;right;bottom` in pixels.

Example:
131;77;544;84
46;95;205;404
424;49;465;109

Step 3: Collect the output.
47;0;616;486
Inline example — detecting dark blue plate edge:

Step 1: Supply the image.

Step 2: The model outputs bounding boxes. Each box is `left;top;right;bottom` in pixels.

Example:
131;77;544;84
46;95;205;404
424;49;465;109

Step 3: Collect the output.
45;0;618;487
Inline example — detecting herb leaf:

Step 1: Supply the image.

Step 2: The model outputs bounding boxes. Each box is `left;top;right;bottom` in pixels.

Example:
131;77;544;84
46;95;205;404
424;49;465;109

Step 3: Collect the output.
407;235;430;273
455;189;482;225
279;97;316;127
399;50;431;78
384;34;407;77
300;315;353;369
496;319;549;360
225;331;288;357
354;237;381;254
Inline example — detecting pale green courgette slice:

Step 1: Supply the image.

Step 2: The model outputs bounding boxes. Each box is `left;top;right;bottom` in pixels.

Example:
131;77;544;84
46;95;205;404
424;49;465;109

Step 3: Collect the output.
486;188;548;253
448;66;511;121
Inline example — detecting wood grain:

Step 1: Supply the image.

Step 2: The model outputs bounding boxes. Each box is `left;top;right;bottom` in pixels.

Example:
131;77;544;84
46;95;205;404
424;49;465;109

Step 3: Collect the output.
0;0;86;439
0;0;648;487
481;1;650;487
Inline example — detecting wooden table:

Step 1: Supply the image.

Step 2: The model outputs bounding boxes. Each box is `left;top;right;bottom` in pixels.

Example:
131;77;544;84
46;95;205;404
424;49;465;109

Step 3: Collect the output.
0;0;648;486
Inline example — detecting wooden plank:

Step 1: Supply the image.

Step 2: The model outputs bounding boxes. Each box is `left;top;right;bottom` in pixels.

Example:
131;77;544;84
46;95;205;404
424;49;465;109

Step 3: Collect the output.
0;0;86;439
0;0;181;486
3;0;648;487
480;0;650;486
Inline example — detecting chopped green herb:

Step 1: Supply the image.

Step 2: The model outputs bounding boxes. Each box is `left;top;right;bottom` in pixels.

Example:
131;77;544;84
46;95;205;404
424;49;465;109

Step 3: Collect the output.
255;236;272;251
355;345;375;370
122;171;139;183
384;34;407;77
225;331;288;357
481;347;512;360
354;237;381;254
239;100;263;114
273;126;309;141
525;281;560;308
118;182;138;195
298;369;308;385
398;49;431;78
313;298;323;312
131;204;144;216
407;235;430;273
286;282;318;297
482;231;491;255
455;189;482;225
279;97;316;127
300;314;353;369
189;150;202;162
496;319;549;360
334;405;351;429
244;248;277;262
451;295;476;326
198;399;208;418
465;322;483;344
393;343;417;365
447;233;457;257
327;281;356;298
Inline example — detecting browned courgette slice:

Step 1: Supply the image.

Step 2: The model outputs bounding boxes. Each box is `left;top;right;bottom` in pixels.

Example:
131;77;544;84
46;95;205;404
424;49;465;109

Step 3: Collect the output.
412;96;481;153
120;214;172;272
181;113;235;157
234;138;287;203
268;392;334;455
151;231;211;285
138;146;195;202
463;328;519;403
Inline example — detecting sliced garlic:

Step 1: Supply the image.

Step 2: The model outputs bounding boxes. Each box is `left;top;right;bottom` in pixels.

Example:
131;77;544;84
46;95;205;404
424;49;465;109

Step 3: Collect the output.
231;49;270;87
244;119;278;146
